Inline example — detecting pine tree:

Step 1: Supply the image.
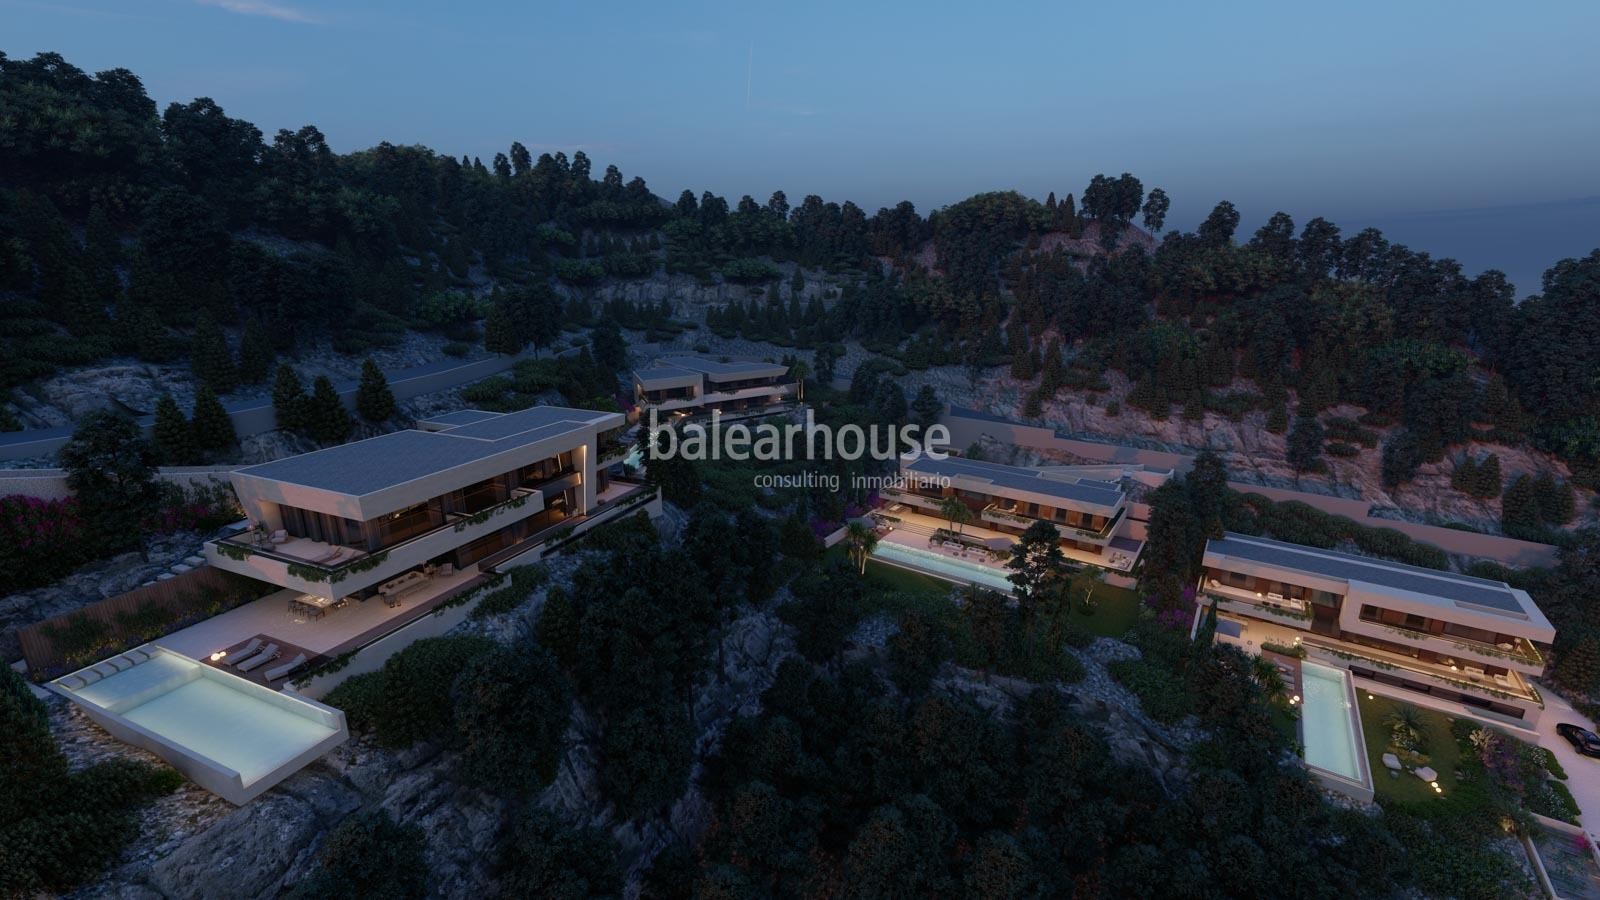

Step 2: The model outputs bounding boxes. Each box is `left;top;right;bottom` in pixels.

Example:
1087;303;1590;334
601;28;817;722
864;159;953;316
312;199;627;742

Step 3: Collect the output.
236;318;274;385
307;375;353;445
484;299;520;355
1286;416;1326;473
1556;630;1600;696
272;363;309;433
910;385;942;431
152;395;194;465
356;358;397;423
1476;453;1502;498
190;314;236;393
191;385;237;454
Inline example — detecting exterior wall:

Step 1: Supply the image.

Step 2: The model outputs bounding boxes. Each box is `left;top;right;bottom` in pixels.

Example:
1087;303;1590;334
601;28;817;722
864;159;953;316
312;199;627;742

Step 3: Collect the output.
0;465;240;502
206;490;546;600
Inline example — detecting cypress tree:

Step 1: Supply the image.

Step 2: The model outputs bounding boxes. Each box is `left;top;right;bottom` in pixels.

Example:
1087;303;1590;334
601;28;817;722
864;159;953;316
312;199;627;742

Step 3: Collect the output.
356;358;397;423
191;385;237;454
483;299;520;355
236;318;274;385
190;313;236;393
308;375;353;445
152;395;194;465
272;363;309;433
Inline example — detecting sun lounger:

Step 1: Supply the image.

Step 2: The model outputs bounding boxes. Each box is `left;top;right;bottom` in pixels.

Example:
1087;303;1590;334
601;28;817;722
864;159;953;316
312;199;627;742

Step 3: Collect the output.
264;653;308;682
237;644;280;673
226;637;263;664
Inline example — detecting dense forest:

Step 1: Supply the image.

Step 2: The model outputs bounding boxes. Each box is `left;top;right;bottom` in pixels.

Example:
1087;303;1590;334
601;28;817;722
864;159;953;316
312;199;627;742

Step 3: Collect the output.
3;50;1598;514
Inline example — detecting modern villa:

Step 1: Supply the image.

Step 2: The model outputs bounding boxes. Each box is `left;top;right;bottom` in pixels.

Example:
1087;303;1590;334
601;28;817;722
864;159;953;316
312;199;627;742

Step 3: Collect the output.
881;454;1150;572
631;355;796;420
205;405;636;602
1201;533;1557;729
866;453;1161;589
43;403;658;805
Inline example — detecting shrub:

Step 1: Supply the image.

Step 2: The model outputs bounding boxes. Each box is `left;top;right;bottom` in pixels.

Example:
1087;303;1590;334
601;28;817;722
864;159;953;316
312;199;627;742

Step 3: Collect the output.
598;700;695;817
324;635;495;746
0;494;91;593
497;808;622;898
285;810;429;899
451;641;571;794
1108;658;1193;723
0;666;179;896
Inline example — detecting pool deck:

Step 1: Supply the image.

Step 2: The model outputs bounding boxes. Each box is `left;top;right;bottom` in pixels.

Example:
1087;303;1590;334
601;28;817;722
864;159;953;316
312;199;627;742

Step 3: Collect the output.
158;565;487;663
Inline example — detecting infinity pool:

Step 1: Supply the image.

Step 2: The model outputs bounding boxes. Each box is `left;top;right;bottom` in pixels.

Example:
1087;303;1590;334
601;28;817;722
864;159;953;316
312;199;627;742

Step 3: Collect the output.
53;646;347;804
1300;660;1371;798
872;540;1016;594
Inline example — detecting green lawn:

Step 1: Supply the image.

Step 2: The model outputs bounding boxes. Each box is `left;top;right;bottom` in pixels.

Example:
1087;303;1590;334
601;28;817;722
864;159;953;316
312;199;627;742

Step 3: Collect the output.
1357;693;1461;804
1064;583;1143;639
824;547;1144;639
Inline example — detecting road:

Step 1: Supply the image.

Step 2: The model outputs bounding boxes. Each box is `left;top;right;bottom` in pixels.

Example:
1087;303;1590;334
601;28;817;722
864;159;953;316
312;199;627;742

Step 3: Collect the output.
1534;686;1600;839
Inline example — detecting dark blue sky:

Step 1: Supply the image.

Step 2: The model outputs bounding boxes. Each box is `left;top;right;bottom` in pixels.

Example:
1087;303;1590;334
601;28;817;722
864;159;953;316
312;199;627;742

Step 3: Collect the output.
6;0;1598;294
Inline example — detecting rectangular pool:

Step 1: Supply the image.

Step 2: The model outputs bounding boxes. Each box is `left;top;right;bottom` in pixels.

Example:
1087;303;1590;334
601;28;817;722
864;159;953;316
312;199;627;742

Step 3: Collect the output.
52;646;347;804
1299;660;1374;802
872;541;1016;594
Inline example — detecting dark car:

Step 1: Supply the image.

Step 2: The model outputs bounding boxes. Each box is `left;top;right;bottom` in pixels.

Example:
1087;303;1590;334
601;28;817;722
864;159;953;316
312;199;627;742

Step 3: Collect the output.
1557;723;1600;758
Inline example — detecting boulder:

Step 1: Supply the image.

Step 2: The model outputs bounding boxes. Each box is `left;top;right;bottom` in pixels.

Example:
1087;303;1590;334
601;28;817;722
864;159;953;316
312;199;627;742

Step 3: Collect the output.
1382;753;1402;771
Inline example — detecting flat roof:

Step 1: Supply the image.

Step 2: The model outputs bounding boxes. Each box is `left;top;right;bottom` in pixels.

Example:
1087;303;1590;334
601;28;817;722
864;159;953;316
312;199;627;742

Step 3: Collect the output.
904;454;1125;510
235;406;617;497
1205;533;1528;617
413;409;502;429
656;355;788;378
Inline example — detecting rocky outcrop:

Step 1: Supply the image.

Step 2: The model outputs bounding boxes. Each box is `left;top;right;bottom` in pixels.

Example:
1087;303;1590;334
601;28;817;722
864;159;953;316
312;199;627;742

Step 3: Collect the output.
142;770;362;900
556;263;837;317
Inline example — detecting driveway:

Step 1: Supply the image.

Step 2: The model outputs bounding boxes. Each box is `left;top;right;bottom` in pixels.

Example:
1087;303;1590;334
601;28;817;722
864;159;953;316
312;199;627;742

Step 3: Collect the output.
1534;686;1600;840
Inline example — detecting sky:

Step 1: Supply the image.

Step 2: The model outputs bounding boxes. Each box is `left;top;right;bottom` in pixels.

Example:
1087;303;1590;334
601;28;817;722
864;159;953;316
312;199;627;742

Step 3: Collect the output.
5;0;1599;294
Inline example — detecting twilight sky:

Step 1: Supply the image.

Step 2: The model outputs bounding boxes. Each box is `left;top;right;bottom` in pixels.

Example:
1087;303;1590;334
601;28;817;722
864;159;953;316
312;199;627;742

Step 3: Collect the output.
5;0;1598;294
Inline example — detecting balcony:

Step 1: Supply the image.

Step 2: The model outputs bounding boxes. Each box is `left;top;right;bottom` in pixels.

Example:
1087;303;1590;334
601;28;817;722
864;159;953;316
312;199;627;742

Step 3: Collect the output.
1351;611;1546;672
207;489;546;599
980;503;1122;545
1299;634;1541;705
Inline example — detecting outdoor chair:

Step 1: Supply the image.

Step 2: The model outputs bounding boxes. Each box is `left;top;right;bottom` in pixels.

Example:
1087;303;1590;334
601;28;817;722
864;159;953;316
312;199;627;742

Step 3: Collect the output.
264;654;308;682
237;644;280;673
227;637;263;664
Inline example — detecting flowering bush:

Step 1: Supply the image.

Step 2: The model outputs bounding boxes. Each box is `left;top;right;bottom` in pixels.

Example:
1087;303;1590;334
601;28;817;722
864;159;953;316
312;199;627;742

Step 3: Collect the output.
0;494;92;593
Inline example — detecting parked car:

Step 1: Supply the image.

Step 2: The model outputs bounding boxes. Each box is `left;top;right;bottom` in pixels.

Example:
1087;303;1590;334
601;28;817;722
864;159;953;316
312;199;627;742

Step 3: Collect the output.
1557;723;1600;758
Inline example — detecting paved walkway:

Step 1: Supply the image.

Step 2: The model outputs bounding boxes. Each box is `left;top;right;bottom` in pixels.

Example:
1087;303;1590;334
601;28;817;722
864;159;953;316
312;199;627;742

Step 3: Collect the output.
1533;687;1600;840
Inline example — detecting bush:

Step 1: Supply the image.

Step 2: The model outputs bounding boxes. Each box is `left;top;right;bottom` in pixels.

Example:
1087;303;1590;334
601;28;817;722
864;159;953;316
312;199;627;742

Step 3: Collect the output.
498;808;622;898
451;641;571;794
599;700;695;817
0;667;179;896
719;258;782;284
324;635;495;746
1108;658;1193;723
0;494;91;594
285;811;429;899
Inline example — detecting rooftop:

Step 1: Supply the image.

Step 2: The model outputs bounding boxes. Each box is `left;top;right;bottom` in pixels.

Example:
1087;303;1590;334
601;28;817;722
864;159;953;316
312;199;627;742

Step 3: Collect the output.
234;406;619;497
904;454;1126;510
1205;533;1534;618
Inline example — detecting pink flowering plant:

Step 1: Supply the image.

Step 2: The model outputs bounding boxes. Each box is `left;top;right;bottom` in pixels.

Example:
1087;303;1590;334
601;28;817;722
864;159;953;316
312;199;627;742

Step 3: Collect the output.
0;494;91;593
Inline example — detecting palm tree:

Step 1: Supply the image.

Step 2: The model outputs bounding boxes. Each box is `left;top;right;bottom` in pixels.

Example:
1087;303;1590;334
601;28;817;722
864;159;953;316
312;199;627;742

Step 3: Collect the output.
844;521;879;574
789;359;809;402
938;496;974;537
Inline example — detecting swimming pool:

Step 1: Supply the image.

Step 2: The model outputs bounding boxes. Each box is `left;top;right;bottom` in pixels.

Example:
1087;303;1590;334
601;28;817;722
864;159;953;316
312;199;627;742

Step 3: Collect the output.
1299;660;1374;801
872;540;1016;594
52;646;347;804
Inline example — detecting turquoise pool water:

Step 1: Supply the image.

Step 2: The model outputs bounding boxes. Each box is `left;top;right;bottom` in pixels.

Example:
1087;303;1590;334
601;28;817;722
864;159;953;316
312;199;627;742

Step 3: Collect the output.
1300;661;1363;782
872;541;1016;594
61;650;341;786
